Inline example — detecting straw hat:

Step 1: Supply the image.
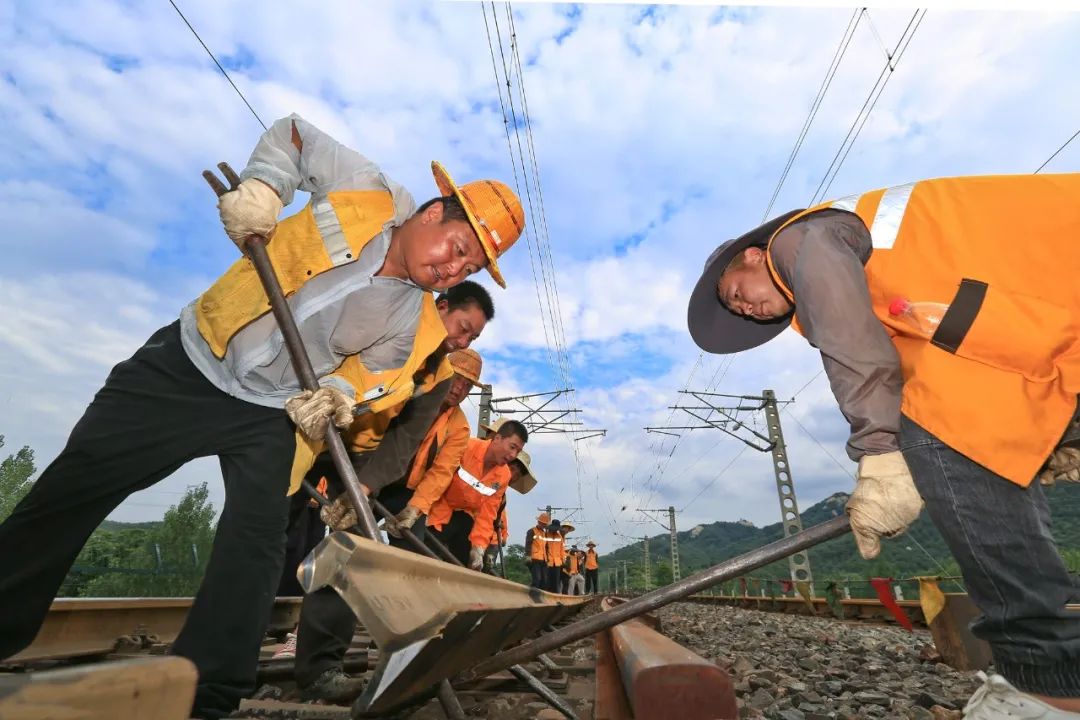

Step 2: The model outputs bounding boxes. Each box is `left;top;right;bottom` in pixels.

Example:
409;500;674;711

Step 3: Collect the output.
509;449;538;495
557;523;575;535
431;162;525;288
586;540;597;548
447;348;482;386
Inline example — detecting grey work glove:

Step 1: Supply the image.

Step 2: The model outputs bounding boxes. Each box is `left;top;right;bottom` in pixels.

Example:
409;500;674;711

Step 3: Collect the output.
217;178;283;251
845;451;924;560
386;505;422;538
468;545;485;571
285;387;354;441
319;495;357;532
1038;446;1080;486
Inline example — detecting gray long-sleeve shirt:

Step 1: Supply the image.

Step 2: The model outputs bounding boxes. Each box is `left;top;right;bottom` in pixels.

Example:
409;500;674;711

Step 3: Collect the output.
769;210;904;459
179;114;423;408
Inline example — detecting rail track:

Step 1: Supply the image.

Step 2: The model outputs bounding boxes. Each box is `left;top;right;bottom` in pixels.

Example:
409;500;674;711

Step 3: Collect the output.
0;595;737;720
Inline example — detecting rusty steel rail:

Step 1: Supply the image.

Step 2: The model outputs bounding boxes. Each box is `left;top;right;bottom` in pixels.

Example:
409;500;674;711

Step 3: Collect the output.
6;597;302;664
683;593;929;626
597;597;737;720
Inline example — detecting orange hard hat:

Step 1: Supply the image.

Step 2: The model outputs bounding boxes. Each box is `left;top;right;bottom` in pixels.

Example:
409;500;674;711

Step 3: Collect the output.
431;162;524;288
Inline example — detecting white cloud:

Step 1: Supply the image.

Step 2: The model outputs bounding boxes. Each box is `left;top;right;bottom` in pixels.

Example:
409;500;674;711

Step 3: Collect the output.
1;1;1078;554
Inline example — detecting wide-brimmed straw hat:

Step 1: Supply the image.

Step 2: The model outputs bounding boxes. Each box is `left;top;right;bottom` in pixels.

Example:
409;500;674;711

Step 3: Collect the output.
431;162;525;289
447;348;482;386
509;449;538;495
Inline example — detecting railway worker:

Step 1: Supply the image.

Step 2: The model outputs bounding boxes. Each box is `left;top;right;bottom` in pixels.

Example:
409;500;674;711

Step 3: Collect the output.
544;519;567;593
565;544;586;596
584;541;600;594
273;336;489;678
0;112;524;720
526;512;553;588
425;419;530;568
482;450;538;574
688;173;1080;718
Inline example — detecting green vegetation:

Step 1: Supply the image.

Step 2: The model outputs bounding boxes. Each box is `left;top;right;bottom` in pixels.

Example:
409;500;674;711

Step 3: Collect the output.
0;435;36;522
600;484;1080;597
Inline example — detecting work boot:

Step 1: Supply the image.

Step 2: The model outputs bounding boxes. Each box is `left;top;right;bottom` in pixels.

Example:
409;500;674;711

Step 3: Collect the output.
963;672;1080;719
300;668;366;704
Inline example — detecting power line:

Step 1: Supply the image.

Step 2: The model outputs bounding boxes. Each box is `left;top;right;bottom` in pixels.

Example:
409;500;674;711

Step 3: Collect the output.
167;0;267;130
679;444;750;511
762;8;863;221
810;9;927;204
1035;127;1080;174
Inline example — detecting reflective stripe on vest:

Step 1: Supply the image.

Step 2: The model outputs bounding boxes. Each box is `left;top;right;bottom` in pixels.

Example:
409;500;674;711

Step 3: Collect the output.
830;182;915;250
458;467;499;496
311;199;352;265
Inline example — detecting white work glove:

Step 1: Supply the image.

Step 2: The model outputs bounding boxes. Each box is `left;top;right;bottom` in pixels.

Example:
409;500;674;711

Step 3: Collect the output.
1038;447;1080;486
217;178;283;251
845;451;924;560
320;495;357;532
386;505;422;538
468;545;485;571
285;387;355;441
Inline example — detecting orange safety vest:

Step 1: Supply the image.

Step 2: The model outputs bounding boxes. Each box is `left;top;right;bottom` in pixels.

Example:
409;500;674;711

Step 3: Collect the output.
585;549;598;570
425;438;511;547
528;525;547;561
566;552;580;575
546;533;565;568
765;173;1080;486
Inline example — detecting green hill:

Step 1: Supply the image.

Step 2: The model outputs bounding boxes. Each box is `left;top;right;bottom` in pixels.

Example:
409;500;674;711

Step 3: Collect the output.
600;483;1080;596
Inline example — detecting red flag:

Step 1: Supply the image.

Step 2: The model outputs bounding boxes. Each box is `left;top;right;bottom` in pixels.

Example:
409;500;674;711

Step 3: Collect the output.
779;579;794;594
869;577;913;632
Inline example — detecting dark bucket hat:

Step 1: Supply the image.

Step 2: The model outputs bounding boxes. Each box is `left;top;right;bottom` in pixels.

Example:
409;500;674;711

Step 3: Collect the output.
687;209;804;354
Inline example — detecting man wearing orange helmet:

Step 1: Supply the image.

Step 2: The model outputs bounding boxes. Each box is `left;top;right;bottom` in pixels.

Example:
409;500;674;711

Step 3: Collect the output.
0;113;524;719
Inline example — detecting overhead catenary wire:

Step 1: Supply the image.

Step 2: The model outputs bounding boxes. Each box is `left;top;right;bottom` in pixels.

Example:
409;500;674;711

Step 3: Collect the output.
167;0;267;131
1034;127;1080;174
810;9;927;205
761;8;864;222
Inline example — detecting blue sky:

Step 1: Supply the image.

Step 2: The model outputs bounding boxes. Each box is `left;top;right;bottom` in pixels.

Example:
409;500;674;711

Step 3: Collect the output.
2;0;1078;556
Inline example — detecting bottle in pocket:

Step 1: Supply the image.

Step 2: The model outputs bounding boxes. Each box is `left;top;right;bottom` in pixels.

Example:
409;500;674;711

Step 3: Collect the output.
888;298;950;337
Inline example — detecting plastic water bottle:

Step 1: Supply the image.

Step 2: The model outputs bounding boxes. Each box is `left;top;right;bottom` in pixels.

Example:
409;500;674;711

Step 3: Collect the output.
888;298;949;337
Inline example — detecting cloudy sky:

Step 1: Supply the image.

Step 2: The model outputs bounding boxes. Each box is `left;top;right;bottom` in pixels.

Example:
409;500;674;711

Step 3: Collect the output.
2;1;1077;557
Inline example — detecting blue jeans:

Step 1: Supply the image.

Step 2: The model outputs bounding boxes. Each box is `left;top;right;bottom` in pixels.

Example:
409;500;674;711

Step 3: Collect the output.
900;415;1080;696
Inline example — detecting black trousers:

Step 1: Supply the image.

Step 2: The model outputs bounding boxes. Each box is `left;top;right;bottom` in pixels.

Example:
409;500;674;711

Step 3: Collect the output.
0;322;295;719
529;560;546;588
278;493;328;597
427;510;474;567
585;568;599;594
545;565;562;593
294;471;429;687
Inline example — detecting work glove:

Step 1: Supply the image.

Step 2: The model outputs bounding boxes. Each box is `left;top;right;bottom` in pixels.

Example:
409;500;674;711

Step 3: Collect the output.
468;545;485;571
1038;446;1080;486
320;495;357;532
845;451;924;560
217;178;283;252
285;387;355;441
386;505;422;538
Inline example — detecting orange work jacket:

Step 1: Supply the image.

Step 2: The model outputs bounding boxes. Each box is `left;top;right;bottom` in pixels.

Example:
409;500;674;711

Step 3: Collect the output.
405;405;472;514
527;524;547;561
545;532;565;568
425;438;510;548
766;173;1080;486
585;549;599;570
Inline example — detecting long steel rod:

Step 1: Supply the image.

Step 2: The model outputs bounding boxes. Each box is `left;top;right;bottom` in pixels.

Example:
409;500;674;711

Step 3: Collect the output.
508;665;579;719
459;515;852;681
436;680;466;720
202;165;379;539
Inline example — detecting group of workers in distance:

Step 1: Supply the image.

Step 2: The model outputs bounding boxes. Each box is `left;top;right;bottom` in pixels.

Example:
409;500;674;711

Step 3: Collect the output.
0;108;1076;720
525;512;600;595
